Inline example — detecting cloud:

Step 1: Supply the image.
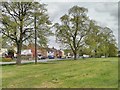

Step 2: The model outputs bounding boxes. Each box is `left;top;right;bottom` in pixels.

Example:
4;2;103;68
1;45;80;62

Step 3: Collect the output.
93;2;118;45
40;0;119;2
48;36;60;49
95;2;118;20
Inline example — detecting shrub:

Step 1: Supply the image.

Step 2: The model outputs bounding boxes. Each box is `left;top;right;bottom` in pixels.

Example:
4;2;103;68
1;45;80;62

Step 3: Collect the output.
8;49;14;58
2;58;12;62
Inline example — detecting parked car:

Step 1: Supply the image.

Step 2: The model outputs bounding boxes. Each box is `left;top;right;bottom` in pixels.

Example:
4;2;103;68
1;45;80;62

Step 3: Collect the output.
38;54;46;60
48;55;54;59
61;56;66;59
101;56;105;58
83;54;89;58
41;56;47;59
66;55;72;58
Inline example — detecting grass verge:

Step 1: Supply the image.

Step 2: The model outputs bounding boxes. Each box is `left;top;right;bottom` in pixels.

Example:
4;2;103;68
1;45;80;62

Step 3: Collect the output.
2;58;118;88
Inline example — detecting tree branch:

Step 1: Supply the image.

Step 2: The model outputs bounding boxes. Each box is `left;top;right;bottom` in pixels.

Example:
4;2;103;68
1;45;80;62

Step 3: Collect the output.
3;3;19;24
1;28;16;42
22;33;33;42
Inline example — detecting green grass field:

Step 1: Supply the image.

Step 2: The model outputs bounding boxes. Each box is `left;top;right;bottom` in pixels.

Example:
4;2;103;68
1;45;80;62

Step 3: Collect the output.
2;58;118;88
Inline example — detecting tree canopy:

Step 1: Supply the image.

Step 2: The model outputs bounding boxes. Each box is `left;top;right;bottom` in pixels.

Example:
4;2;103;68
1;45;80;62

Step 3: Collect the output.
0;2;52;64
54;5;117;59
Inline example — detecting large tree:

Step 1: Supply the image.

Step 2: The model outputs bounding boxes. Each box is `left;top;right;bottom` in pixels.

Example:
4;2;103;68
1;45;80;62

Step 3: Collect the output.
0;2;52;64
98;27;117;57
84;20;103;57
85;22;118;57
54;6;90;60
55;5;117;59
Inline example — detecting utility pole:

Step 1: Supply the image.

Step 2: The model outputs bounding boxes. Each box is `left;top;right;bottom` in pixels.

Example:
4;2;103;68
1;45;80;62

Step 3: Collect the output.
34;13;37;64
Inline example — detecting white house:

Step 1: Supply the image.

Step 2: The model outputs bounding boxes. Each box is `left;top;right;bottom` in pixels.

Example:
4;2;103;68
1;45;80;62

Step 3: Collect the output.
0;48;7;57
21;49;32;56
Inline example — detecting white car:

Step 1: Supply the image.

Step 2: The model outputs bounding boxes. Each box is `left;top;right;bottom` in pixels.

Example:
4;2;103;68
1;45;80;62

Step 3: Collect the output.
83;55;89;58
38;54;46;60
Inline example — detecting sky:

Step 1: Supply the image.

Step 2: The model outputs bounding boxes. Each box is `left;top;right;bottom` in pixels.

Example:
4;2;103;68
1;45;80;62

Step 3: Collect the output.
38;1;118;49
0;0;119;50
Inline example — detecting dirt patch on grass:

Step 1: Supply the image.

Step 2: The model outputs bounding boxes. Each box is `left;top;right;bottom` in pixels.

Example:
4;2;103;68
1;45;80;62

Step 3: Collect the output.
36;81;59;88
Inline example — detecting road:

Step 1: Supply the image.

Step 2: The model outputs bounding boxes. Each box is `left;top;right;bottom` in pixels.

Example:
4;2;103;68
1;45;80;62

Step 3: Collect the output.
0;58;66;65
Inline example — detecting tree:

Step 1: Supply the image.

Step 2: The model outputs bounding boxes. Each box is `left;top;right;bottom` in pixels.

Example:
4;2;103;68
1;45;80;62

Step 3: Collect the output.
55;5;117;59
8;49;14;59
84;20;102;57
63;49;73;56
99;27;117;57
54;6;90;60
85;22;118;57
0;2;52;64
107;43;118;57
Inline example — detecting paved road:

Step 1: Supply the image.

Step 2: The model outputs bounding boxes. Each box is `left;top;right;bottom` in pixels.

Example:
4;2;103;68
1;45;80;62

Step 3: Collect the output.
0;58;66;65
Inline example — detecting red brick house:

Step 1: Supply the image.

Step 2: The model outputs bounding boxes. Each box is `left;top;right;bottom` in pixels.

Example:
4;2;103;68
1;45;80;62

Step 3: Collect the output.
27;44;64;58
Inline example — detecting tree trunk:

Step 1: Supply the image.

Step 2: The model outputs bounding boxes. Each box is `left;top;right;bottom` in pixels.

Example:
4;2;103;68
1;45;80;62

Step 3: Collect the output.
73;51;77;60
16;43;22;65
95;49;97;58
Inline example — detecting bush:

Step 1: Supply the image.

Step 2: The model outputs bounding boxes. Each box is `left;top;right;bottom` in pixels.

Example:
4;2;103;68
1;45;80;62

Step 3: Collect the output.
2;58;12;62
8;49;14;58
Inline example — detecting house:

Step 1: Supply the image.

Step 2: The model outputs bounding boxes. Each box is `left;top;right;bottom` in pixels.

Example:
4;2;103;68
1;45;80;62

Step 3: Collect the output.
21;49;32;56
26;44;65;58
0;48;7;57
46;47;65;58
47;47;56;57
56;50;64;58
38;47;48;57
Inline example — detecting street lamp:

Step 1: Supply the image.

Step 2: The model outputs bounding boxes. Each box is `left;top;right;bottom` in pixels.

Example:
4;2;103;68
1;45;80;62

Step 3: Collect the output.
34;10;37;64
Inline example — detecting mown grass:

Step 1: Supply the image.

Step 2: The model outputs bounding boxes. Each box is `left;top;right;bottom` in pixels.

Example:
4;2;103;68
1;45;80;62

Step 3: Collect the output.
2;58;118;88
0;58;2;62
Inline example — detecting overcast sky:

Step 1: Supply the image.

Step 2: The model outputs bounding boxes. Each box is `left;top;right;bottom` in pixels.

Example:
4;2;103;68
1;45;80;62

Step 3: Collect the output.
0;1;118;50
39;1;118;49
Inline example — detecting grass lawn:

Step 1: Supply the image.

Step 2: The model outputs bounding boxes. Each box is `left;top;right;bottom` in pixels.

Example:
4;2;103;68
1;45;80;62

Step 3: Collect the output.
0;58;2;62
2;58;118;88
